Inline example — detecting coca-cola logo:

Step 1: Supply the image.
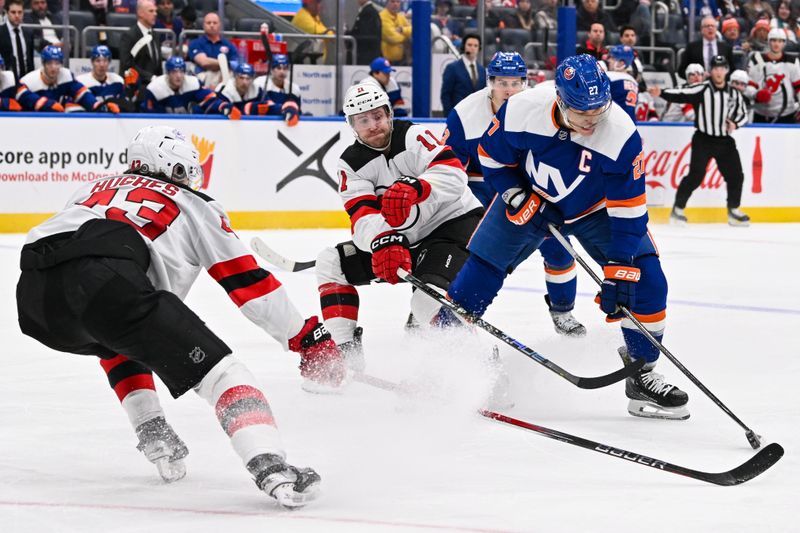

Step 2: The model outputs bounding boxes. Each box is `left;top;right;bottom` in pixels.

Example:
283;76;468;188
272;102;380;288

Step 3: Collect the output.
641;136;762;194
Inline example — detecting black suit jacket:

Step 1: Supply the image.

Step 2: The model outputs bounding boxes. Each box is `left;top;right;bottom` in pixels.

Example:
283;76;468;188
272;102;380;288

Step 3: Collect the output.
120;24;163;86
678;39;735;80
348;2;382;65
0;24;35;80
23;11;63;52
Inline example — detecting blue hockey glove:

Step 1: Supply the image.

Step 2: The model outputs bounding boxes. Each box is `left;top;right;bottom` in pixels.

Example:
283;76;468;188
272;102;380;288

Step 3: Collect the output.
502;187;563;232
596;261;640;322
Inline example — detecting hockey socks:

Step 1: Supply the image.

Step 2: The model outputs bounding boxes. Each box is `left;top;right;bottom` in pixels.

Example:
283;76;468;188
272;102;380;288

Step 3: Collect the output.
194;356;285;465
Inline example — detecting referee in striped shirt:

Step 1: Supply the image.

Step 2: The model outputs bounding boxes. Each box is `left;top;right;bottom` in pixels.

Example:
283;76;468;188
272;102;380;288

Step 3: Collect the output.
649;55;751;226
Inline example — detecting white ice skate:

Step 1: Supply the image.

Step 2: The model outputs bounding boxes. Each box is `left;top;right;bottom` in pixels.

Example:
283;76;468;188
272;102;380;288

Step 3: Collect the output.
135;416;189;483
247;454;321;508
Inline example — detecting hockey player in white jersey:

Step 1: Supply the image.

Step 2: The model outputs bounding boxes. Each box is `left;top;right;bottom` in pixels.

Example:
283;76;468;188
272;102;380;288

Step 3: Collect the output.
747;28;800;123
314;83;483;372
0;55;21;111
17;126;343;507
661;63;704;122
445;51;587;338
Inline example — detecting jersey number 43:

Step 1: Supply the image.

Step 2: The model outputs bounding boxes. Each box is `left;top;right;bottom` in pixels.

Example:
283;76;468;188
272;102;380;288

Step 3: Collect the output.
79;187;181;240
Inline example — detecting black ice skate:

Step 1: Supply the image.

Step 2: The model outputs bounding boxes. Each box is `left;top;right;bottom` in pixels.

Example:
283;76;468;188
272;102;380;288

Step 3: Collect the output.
670;206;688;225
404;312;419;332
135;416;189;483
339;326;365;373
728;207;750;227
247;453;321;508
545;295;587;338
619;348;689;420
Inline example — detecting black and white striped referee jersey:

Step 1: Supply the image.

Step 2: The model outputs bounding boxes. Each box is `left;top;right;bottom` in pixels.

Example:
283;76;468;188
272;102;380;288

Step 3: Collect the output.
659;81;749;136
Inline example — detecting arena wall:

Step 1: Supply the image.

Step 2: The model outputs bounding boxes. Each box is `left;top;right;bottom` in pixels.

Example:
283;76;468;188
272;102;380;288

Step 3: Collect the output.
0;113;798;232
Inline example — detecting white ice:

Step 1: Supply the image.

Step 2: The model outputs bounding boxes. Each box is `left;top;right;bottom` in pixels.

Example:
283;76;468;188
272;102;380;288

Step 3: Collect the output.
1;224;797;533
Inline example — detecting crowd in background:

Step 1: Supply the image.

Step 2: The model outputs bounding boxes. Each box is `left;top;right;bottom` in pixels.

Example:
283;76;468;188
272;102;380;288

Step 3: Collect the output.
0;0;799;121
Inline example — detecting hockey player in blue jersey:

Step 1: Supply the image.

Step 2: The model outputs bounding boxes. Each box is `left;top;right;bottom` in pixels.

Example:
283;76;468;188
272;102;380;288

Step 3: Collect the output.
141;56;240;118
217;62;287;117
445;51;586;338
16;45;119;113
0;55;21;111
603;45;639;122
447;54;689;420
254;54;301;126
77;45;129;110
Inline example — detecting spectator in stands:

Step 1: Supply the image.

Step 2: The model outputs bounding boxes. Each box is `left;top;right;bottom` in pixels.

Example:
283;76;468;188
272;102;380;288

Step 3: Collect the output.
120;0;163;87
577;0;615;33
503;0;534;31
771;1;798;42
433;0;464;48
0;0;5;25
188;13;239;88
155;0;183;43
180;4;197;30
619;25;646;90
348;0;382;65
577;22;608;59
0;54;21;111
721;17;749;69
360;56;408;116
112;0;138;14
16;45;119;113
748;18;771;52
380;0;412;65
742;0;774;29
440;34;485;116
142;55;241;117
0;0;34;80
719;0;745;19
678;16;735;78
253;54;302;125
292;0;333;62
682;0;722;19
611;0;651;38
24;0;62;51
535;0;558;32
77;44;134;111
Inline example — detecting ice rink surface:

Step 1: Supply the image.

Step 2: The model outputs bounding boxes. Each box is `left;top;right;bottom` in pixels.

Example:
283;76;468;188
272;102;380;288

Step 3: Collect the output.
1;224;797;533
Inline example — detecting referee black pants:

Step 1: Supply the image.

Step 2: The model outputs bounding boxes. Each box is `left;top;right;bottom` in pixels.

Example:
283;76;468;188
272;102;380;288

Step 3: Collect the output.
674;131;744;210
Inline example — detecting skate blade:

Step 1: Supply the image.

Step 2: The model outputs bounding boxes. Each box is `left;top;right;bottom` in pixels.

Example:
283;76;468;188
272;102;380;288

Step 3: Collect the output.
271;480;321;508
669;217;687;227
728;219;750;227
553;325;587;338
154;457;187;483
627;400;690;420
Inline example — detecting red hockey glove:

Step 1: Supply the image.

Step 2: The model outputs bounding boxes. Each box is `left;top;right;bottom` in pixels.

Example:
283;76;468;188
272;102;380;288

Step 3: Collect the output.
381;176;431;227
281;100;299;126
755;89;772;104
370;231;412;284
124;67;139;86
7;99;21;111
503;187;563;232
595;261;640;322
288;316;345;387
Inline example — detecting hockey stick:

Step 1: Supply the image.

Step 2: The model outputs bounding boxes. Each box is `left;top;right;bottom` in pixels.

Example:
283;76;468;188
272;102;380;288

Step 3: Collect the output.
396;269;644;389
251;237;316;272
480;410;784;486
547;224;767;450
218;53;231;84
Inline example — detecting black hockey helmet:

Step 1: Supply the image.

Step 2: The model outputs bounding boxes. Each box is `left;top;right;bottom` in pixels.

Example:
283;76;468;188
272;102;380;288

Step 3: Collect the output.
710;55;729;69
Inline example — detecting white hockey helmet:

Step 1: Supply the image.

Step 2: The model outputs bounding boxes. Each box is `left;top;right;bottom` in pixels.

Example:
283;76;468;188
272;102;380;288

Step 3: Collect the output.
730;69;749;84
127;125;203;190
343;82;393;148
768;28;787;41
685;63;704;78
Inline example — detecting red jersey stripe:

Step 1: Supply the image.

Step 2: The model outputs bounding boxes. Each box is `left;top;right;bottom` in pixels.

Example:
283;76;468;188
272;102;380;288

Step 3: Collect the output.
228;274;282;307
208;255;259;281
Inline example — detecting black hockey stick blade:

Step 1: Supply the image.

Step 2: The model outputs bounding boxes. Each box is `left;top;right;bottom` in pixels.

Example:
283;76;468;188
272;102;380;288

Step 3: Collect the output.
398;269;643;389
480;410;784;486
251;237;316;272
